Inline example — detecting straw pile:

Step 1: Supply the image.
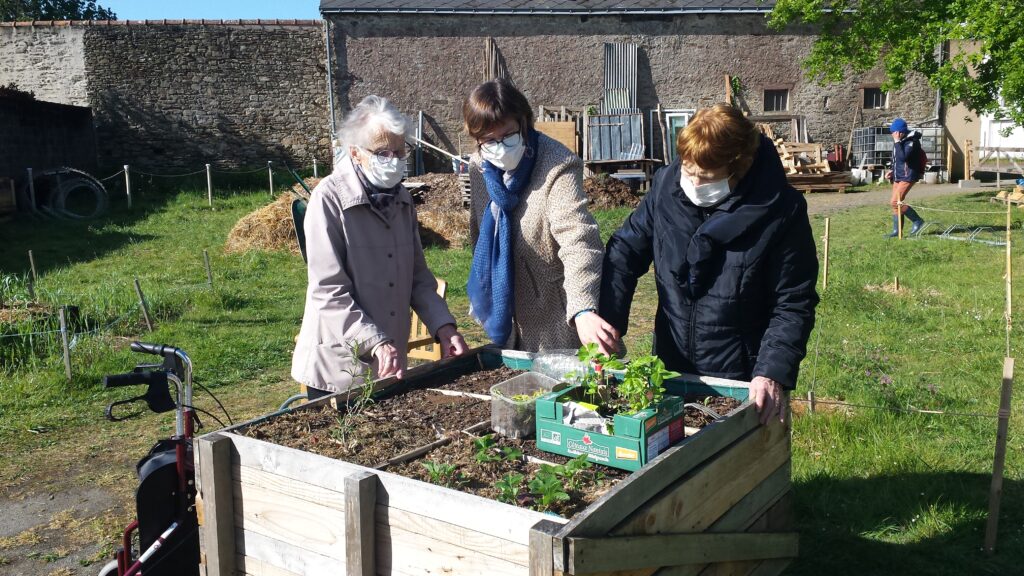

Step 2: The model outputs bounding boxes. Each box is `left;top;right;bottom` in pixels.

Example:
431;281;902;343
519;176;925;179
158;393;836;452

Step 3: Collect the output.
584;175;642;209
224;193;300;255
411;173;469;249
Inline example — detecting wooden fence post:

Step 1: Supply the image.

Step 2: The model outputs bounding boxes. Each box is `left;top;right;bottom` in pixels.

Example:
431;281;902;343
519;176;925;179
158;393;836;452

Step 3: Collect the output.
313;158;318;179
196;433;236;576
267;161;274;197
204;249;214;288
124;165;132;208
985;357;1014;554
965;139;973;181
345;471;377;576
206;163;213;208
134;277;154;332
26;167;37;212
27;249;37;301
807;390;816;414
822;217;830;291
58;307;72;382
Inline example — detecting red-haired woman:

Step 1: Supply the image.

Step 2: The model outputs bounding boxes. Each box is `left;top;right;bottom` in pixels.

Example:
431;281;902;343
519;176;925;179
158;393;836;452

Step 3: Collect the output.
463;78;618;354
600;104;819;423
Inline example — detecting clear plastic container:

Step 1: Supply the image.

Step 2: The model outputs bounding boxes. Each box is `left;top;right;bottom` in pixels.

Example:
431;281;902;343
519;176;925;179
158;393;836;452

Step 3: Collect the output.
531;349;589;384
490;372;560;439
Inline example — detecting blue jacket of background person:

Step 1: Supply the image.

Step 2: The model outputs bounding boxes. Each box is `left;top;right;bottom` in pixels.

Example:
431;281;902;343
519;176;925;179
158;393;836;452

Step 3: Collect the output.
892;130;924;182
599;136;819;389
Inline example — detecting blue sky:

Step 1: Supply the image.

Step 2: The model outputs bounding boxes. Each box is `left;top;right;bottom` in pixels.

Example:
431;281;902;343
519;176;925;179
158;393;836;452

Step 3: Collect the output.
99;1;320;20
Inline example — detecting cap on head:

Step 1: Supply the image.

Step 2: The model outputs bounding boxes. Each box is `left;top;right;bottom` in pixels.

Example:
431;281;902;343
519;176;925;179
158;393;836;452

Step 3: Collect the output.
890;118;908;133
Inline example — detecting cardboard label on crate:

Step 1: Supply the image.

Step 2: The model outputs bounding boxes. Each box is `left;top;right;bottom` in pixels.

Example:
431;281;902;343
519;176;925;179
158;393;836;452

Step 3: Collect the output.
567;436;611;462
540;429;561;445
615;447;639;461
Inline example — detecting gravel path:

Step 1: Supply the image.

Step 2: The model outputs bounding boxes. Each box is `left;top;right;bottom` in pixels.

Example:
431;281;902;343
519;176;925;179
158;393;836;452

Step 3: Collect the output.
803;182;997;215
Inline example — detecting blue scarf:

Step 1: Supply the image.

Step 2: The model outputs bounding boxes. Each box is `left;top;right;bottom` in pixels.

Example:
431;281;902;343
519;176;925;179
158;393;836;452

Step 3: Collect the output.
467;129;540;344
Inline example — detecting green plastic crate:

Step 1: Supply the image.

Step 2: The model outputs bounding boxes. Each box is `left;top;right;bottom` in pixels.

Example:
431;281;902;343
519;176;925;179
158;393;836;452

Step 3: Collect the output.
534;384;688;471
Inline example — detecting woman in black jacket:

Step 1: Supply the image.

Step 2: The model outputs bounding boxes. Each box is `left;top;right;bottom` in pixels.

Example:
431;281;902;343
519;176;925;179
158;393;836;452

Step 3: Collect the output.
600;104;819;424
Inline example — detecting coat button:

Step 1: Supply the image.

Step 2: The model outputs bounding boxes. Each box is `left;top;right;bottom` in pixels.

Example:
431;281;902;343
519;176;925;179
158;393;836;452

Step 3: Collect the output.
389;282;394;287
390;311;396;316
388;253;393;258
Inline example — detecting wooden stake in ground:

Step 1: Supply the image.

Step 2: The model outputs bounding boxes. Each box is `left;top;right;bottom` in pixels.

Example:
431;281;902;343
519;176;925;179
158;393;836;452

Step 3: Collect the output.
134;276;154;332
204;249;214;288
724;74;733;105
206;163;213;208
59;307;72;382
965;139;973;181
313;158;318;179
1006;239;1012;357
894;275;900;291
267;161;274;197
822;217;831;291
27;249;37;300
897;202;904;240
124;165;132;208
985;357;1014;554
26;167;37;213
807;390;816;414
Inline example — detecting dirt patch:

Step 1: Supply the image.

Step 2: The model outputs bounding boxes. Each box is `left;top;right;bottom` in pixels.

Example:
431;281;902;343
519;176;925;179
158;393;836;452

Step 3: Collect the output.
224;193;300;255
0;303;51;325
584;175;643;209
864;281;909;295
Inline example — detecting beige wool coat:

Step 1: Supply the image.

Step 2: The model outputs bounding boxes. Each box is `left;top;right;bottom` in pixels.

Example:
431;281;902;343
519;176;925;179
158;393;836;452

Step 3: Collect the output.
292;155;456;393
469;132;603;352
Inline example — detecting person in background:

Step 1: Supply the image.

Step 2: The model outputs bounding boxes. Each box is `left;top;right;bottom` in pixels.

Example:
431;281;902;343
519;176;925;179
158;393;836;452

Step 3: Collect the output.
463;78;619;355
885;118;926;237
600;104;819;423
292;95;467;401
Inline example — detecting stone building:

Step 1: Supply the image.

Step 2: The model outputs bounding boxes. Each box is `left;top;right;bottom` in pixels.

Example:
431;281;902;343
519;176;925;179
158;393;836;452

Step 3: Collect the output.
321;0;938;166
0;19;329;172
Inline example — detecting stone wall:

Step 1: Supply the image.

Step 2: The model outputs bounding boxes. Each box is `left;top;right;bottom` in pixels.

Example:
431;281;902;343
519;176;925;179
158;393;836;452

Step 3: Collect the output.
0;25;88;106
0;21;330;171
329;13;937;165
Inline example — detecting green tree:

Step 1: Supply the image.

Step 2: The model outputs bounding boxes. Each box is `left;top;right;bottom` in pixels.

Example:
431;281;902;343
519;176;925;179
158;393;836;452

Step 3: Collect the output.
1;0;116;21
768;0;1024;127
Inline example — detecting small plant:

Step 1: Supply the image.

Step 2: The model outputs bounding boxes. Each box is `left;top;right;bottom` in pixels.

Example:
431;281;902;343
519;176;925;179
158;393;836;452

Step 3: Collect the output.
573;343;624;406
495;473;524;504
509;389;546;402
615;354;680;415
528;470;569;511
501;446;523;462
473;433;502;463
561;454;594;491
421;461;461;487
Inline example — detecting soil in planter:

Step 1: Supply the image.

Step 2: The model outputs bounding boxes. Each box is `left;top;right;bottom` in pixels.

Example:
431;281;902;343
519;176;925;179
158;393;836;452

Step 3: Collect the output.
243;366;521;467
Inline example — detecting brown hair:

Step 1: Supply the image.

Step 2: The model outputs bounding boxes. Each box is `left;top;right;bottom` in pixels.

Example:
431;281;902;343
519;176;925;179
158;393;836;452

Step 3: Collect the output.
676;104;760;176
462;78;534;141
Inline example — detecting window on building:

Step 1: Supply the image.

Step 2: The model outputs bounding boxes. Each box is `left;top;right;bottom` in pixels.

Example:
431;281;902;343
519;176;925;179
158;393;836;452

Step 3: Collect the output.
863;87;888;109
764;89;788;112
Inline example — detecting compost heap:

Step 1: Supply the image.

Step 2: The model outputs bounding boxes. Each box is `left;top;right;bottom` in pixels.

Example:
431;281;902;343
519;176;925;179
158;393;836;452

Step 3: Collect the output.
223;178;319;254
410;172;469;248
584;175;643;209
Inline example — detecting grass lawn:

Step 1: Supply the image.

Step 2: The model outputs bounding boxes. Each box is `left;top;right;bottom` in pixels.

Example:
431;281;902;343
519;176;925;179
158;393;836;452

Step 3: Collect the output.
1;183;1021;574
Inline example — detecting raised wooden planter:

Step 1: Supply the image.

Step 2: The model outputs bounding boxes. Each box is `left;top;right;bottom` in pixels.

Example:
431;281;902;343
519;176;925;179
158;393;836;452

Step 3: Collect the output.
195;348;797;576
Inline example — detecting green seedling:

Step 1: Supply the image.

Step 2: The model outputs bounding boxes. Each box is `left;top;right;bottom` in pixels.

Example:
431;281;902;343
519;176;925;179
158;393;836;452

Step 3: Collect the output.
495;473;524;504
528;470;569;511
473;433;501;463
615;354;680;414
501;446;524;462
573;343;624;406
421;460;461;487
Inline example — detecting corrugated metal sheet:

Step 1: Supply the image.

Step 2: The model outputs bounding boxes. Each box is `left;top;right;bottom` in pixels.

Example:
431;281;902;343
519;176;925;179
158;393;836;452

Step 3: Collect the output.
601;43;638;114
588;114;644;161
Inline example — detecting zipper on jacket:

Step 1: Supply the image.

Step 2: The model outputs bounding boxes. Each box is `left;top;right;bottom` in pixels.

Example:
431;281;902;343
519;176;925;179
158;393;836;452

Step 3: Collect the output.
689;207;708;367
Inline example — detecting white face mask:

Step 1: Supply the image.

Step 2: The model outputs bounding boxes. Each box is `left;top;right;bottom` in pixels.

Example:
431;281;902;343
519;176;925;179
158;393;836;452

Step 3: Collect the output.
680;170;732;207
480;136;526;172
360;151;403;189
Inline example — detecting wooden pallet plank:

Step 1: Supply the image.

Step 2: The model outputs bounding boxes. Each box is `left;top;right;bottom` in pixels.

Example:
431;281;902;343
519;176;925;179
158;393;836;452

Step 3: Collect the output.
559;402;760;539
234;529;345;575
197;433;236;576
346;471;377;576
377;523;528;576
567;532;799;572
379;507;530;566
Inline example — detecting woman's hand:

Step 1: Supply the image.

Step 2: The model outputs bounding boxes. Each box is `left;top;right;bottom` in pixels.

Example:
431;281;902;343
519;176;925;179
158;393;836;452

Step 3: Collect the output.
749;375;786;425
373;342;404;380
574;311;620;356
436;324;468;358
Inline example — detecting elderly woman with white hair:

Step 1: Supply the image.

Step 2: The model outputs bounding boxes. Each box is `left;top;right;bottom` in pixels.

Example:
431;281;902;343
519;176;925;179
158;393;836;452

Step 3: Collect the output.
292;95;467;400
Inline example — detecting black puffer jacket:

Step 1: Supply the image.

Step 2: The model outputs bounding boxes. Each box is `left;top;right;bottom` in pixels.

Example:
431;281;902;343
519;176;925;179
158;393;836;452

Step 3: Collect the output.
600;136;819;389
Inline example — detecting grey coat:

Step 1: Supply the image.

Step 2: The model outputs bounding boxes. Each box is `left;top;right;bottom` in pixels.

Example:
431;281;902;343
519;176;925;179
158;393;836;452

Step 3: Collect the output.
469;133;603;352
291;155;456;393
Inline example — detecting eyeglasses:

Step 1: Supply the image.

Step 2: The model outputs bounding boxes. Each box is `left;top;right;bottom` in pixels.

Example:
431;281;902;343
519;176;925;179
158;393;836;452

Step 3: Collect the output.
363;145;412;162
478;128;523;154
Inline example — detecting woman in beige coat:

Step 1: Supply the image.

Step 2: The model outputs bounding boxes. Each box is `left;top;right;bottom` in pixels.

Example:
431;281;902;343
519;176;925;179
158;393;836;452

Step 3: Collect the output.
292;96;467;399
465;79;619;354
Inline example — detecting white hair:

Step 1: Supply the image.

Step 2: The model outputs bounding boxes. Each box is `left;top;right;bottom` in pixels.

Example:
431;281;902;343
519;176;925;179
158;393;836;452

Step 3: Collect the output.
337;95;411;149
